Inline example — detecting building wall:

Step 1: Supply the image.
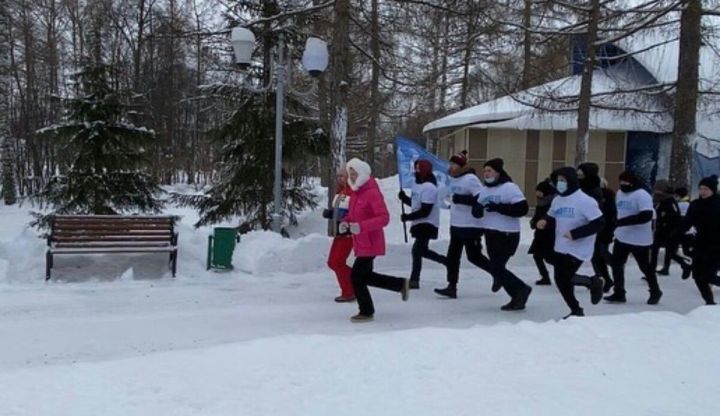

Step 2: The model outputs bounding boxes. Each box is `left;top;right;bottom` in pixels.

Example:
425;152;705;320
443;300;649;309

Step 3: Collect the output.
437;127;628;205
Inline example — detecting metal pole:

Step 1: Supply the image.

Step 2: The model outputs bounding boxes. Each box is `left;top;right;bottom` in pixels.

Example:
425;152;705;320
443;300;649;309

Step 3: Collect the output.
272;34;286;233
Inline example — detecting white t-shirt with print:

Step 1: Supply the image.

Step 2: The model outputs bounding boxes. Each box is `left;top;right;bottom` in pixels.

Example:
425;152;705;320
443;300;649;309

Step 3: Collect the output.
449;172;484;228
476;182;525;233
548;190;603;261
615;189;654;246
411;181;440;228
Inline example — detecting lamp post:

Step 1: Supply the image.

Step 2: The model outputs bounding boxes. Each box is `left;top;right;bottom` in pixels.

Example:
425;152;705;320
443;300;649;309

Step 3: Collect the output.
231;28;329;233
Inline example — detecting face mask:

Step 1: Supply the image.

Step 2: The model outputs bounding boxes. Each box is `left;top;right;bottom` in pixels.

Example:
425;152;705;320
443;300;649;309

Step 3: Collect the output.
620;184;634;193
484;176;496;184
556;180;568;194
415;172;423;183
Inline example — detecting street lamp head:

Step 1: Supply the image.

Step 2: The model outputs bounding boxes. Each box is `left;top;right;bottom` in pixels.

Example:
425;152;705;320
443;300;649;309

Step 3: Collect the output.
231;27;255;68
302;37;329;78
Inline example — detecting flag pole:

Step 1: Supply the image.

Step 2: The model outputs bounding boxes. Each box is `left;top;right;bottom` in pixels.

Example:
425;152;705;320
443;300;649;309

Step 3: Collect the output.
399;183;408;244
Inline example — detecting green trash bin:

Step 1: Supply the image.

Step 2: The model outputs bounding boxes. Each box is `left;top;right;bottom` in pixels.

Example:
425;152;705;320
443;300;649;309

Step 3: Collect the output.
207;227;239;270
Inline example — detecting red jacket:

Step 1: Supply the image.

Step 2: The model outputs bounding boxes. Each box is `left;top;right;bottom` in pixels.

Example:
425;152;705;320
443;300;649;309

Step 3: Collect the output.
344;177;389;257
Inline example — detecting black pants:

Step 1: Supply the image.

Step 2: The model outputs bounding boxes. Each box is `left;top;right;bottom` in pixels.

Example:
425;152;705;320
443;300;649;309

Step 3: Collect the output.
351;257;405;316
533;253;551;279
692;248;720;304
591;241;612;283
445;229;491;287
485;230;527;297
651;241;689;271
611;241;661;295
410;237;446;282
553;253;584;312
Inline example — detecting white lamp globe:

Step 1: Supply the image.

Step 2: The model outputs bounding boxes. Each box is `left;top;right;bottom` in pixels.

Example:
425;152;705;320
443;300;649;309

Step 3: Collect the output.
231;27;255;68
302;37;329;77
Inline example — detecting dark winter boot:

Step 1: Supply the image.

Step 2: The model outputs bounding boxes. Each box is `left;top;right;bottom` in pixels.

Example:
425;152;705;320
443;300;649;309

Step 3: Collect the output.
409;279;420;290
657;268;670;276
604;292;627;303
603;277;614;293
350;314;374;323
535;277;552;286
681;266;692;280
571;274;604;305
501;285;532;311
491;277;502;293
647;290;663;305
562;308;585;319
434;285;457;299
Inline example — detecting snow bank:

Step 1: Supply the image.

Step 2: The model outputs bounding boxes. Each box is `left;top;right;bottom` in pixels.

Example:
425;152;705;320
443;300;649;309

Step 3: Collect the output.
2;307;718;416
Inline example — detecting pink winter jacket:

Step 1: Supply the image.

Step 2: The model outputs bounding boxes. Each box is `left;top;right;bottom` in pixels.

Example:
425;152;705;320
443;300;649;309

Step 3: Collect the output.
344;177;389;257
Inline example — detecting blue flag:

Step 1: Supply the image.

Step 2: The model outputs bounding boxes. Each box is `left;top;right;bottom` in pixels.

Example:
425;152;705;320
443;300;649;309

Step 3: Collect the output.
394;136;451;209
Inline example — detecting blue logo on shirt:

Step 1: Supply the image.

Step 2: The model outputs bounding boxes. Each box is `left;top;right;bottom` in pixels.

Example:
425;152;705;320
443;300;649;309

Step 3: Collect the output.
616;200;636;211
481;195;502;205
553;207;575;218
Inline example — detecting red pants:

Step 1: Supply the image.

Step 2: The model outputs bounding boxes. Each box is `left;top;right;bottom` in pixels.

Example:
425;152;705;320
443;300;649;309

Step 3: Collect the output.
327;237;354;297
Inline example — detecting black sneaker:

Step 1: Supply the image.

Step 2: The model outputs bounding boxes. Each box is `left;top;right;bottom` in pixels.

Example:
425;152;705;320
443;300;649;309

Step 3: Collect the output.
434;286;457;299
604;292;627;303
603;278;614;293
409;280;420;289
590;276;604;305
657;268;670;276
563;309;585;319
501;285;531;311
350;314;374;323
535;278;552;286
681;266;692;280
647;290;662;305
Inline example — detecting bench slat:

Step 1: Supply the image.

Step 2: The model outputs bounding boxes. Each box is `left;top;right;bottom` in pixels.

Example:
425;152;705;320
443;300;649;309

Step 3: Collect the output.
50;247;177;254
53;237;172;242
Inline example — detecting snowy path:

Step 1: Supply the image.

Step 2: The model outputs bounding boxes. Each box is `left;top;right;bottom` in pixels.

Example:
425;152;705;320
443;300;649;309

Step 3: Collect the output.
1;181;718;415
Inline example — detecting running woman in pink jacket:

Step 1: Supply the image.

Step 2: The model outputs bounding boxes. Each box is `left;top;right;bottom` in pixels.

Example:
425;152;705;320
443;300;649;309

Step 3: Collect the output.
340;158;410;322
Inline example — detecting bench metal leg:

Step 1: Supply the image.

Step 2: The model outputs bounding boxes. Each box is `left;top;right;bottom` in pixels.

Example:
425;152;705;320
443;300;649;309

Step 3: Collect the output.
171;250;177;277
45;251;53;281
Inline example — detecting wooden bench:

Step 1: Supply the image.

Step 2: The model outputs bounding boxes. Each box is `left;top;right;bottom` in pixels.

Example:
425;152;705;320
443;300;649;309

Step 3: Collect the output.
46;215;178;281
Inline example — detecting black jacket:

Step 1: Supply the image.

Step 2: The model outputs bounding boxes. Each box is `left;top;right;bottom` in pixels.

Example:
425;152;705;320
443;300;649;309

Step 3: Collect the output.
677;194;720;253
654;196;681;245
528;197;555;255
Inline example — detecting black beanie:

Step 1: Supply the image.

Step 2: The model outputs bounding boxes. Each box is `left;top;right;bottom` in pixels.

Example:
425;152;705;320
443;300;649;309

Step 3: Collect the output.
484;158;504;173
618;170;638;184
536;180;556;196
699;175;718;193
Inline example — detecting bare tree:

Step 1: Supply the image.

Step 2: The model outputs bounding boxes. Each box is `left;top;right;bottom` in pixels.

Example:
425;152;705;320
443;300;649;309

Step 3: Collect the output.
669;0;702;188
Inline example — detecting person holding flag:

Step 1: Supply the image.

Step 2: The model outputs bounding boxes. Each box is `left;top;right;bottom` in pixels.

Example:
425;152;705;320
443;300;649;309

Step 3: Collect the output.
398;159;446;289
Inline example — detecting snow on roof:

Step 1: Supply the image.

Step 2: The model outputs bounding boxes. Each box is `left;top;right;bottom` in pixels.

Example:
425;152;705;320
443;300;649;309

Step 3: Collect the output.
423;67;672;134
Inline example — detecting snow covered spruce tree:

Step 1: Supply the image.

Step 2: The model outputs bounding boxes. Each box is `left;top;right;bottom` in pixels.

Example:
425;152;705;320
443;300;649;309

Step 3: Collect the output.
175;86;326;231
33;64;163;225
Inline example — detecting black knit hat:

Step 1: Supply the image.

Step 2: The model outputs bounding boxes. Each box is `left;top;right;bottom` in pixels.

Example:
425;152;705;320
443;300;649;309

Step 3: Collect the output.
484;158;504;173
699;175;718;193
618;170;639;185
450;150;468;167
536;179;556;196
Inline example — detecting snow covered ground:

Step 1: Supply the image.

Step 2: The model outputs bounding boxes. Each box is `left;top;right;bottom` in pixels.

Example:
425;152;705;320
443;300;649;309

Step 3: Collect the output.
0;177;718;415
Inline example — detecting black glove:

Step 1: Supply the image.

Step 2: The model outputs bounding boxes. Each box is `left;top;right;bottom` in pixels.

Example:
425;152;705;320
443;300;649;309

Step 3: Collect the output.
400;213;410;222
485;203;498;212
321;209;332;219
398;191;411;205
452;194;476;206
471;203;484;218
